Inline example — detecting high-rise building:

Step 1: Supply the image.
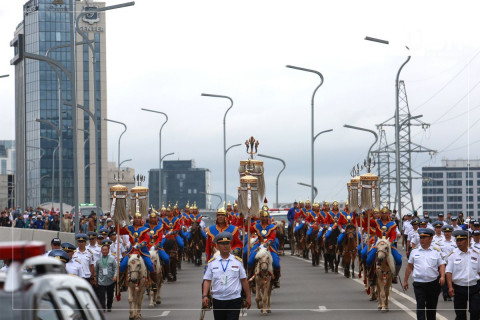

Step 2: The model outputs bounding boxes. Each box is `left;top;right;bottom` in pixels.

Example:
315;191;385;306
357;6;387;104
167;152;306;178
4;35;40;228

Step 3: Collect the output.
422;159;480;219
11;0;108;210
0;141;16;209
148;160;210;209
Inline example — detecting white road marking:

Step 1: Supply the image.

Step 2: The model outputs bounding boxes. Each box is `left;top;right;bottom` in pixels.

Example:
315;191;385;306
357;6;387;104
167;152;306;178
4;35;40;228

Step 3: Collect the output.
289;255;449;320
144;311;171;318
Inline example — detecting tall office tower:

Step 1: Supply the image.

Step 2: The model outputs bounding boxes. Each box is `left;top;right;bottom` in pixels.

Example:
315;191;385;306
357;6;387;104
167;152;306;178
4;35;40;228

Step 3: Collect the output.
11;0;108;210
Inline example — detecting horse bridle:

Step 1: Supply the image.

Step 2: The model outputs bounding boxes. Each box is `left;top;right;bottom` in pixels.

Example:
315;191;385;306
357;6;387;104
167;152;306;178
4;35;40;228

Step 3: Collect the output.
128;258;142;283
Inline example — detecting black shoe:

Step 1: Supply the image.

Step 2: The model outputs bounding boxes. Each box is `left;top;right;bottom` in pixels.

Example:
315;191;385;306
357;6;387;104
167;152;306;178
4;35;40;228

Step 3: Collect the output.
107;309;112;312
392;276;398;284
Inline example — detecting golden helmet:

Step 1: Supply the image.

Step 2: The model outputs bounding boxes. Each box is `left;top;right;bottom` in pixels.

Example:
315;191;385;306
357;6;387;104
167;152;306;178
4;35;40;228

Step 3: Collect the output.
332;200;339;207
173;201;178;210
313;202;320;208
150;211;157;218
260;210;270;217
299;200;304;205
166;205;172;212
381;205;390;214
226;201;232;208
345;201;349;206
161;203;166;211
193;201;198;210
305;199;311;206
217;206;227;216
373;207;380;213
133;212;142;219
323;201;330;207
185;201;190;209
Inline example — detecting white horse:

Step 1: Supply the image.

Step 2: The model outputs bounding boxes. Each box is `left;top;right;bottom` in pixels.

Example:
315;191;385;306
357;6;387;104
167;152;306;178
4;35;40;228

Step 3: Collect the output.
149;248;163;307
127;254;148;320
253;245;273;314
374;239;395;312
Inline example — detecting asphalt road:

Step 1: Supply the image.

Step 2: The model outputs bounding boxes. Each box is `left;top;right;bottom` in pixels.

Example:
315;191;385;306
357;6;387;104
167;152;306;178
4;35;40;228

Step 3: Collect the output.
105;245;457;319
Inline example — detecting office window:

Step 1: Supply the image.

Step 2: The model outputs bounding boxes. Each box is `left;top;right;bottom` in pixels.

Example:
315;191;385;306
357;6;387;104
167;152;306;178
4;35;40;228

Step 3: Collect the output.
447;196;462;202
447;203;463;210
447;188;462;194
466;180;474;186
447;180;462;186
423;188;444;194
466;203;474;209
466;188;473;194
467;172;473;178
447;172;462;179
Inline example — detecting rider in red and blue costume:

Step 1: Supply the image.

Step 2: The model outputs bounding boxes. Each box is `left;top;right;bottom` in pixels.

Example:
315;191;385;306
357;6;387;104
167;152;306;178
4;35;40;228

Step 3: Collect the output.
144;210;170;266
366;205;402;283
317;201;330;240
162;205;184;250
119;212;158;288
324;200;348;240
247;208;281;288
306;202;320;238
205;206;243;261
293;200;308;235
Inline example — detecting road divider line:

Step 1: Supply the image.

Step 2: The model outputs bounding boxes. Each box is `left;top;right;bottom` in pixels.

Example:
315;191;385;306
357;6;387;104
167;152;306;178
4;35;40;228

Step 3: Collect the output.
288;255;450;320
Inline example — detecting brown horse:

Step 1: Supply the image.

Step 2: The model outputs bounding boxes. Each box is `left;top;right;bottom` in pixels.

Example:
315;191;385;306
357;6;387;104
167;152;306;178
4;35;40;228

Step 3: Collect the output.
190;222;204;266
273;220;286;256
252;246;273;314
295;222;309;259
308;224;320;266
163;238;177;281
341;225;357;278
323;226;340;273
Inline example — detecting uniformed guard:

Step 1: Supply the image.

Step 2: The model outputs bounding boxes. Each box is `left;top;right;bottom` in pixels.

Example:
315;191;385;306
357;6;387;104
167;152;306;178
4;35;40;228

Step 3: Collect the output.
61;242;81;276
432;221;446;246
406;218;420;258
446;230;480;320
202;231;251;319
206;206;243;262
101;238;113;247
145;210;170;275
48;249;70;264
98;228;110;240
472;230;480;251
403;228;445;320
162;205;185;251
45;237;62;256
247;207;281;288
440;224;456;301
118;212;158;290
366;205;402;283
108;230;126;259
73;233;96;286
87;231;102;264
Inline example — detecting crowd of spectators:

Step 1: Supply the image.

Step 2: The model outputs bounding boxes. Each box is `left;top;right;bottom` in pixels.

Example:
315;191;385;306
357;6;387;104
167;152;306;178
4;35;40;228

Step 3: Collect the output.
0;207;115;233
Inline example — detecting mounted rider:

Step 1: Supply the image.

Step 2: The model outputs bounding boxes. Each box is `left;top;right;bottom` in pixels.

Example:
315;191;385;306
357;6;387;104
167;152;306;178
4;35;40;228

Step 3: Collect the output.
324;200;348;242
366;205;402;283
144;209;170;271
293;200;308;235
306;202;320;239
118;212;158;290
162;205;185;251
205;205;243;261
247;207;281;288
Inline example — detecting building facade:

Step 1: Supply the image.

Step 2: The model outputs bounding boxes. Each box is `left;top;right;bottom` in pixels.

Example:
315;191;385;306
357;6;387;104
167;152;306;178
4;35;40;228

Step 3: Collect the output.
422;159;480;219
148;160;210;210
0;141;16;209
11;0;108;210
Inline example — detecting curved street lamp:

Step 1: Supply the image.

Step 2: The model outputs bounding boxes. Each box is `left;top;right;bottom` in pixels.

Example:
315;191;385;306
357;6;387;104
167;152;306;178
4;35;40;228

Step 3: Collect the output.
258;154;286;208
200;192;223;210
365;35;411;220
343;124;378;160
141;108;168;208
286;65;324;202
297;182;318;200
201;93;234;207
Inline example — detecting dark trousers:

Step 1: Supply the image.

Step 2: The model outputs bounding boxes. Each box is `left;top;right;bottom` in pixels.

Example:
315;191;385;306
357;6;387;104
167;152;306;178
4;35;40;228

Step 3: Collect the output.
212;297;242;320
413;279;441;320
453;283;480;320
97;282;115;310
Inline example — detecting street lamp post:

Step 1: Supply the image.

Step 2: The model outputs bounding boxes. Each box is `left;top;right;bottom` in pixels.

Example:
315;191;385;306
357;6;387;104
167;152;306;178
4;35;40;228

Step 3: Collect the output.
343;124;378;160
0;74;9;78
104;119;127;181
365;36;411;221
286;65;324;202
200;192;222;210
36;119;63;232
297;182;318;200
141;108;168;208
258;154;286;208
201;93;234;207
41;136;59;209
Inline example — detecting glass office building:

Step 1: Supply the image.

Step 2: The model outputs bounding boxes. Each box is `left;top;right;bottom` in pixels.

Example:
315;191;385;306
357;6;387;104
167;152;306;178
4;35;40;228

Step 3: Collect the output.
422;159;480;219
11;0;108;210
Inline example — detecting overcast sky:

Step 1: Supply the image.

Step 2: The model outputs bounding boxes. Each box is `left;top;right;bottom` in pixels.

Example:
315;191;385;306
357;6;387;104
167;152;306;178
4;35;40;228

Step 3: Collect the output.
1;0;480;209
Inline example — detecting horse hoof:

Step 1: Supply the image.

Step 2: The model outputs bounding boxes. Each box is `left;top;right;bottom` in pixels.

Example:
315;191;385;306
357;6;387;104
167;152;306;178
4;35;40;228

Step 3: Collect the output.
267;309;272;313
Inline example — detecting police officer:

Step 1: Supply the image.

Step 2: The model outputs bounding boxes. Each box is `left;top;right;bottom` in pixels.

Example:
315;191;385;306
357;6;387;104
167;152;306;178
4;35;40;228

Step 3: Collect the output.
45;238;62;256
406;218;420;258
48;249;70;264
432;221;445;246
403;228;445;320
440;225;456;301
73;233;96;286
472;230;480;251
62;242;82;276
202;232;251;320
446;230;480;320
87;231;102;264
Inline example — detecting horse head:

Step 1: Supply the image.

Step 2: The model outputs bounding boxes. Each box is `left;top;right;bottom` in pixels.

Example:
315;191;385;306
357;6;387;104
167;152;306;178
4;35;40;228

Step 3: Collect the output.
128;254;145;284
255;246;273;275
375;239;395;274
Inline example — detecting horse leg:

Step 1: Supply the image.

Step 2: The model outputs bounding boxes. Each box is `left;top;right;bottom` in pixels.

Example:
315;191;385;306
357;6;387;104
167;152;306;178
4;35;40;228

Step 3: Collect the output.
255;280;261;310
149;285;154;307
262;280;268;314
324;254;328;273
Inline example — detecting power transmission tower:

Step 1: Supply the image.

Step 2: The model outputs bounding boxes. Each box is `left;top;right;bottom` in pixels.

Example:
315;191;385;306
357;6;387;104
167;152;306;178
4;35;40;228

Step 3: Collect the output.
373;80;436;213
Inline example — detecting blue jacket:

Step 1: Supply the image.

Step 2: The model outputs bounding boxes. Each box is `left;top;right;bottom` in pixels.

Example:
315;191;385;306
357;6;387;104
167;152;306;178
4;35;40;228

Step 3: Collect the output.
287;207;296;226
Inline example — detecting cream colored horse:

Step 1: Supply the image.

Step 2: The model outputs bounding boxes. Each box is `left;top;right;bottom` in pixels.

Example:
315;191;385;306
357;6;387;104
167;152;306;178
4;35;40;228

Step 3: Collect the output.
127;254;148;320
149;248;163;307
254;245;273;314
374;239;395;312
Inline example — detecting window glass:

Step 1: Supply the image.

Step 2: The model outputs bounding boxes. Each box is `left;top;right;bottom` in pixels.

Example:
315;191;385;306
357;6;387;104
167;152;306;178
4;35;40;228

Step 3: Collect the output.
35;293;61;320
76;288;103;319
56;289;84;320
